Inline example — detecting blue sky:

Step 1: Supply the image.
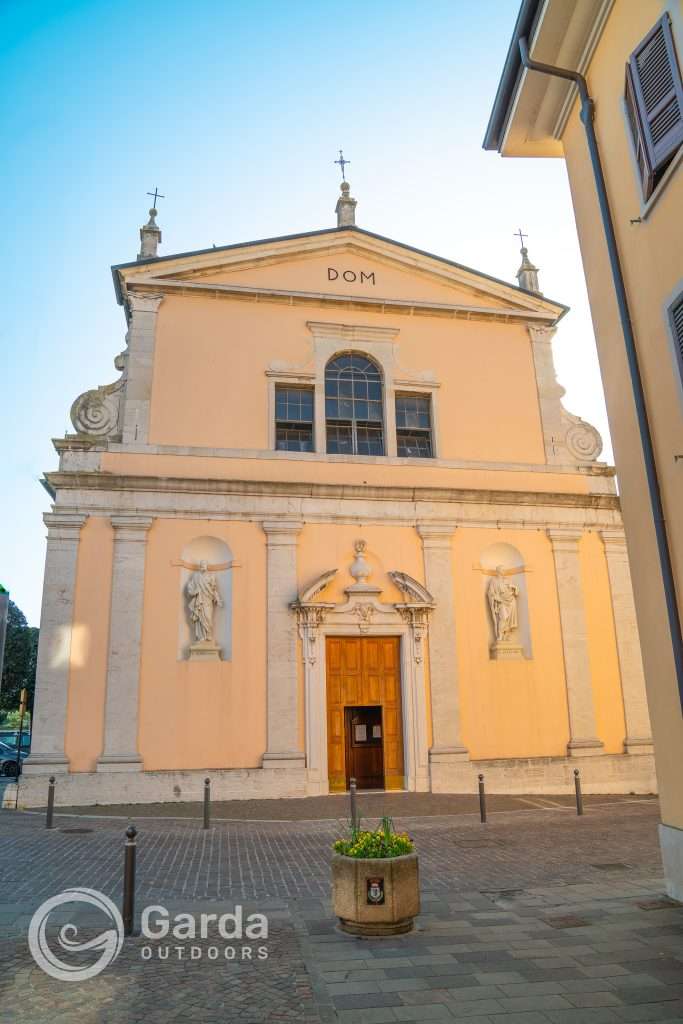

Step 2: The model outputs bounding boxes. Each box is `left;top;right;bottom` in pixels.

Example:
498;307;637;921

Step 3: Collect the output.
1;0;610;624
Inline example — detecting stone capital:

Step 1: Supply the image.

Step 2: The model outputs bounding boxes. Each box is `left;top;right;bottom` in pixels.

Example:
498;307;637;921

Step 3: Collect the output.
43;511;88;540
110;515;154;541
600;529;628;553
417;522;457;547
547;527;583;551
127;292;165;315
262;521;304;543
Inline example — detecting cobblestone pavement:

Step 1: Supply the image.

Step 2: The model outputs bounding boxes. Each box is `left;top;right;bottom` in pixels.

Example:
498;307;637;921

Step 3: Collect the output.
0;799;681;1023
50;791;657;821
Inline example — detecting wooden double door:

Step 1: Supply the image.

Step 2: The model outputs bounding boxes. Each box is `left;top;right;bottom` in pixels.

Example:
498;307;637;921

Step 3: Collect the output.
326;636;404;792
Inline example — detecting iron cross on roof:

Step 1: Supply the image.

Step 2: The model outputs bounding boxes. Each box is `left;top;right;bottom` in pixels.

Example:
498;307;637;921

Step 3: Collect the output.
147;187;165;209
334;149;350;182
515;227;528;248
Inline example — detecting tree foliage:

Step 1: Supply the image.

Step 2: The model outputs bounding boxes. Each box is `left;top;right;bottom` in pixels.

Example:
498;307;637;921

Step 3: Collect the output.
0;600;39;717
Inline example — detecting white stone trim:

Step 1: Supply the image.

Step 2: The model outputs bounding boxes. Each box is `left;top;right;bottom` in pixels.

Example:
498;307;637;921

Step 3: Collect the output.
23;512;88;776
98;515;153;772
121;294;164;445
547;528;603;757
660;823;683;902
416;523;469;780
262;521;305;769
293;585;432;794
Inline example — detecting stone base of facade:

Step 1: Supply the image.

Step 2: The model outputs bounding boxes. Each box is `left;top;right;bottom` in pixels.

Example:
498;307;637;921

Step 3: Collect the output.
659;823;683;902
5;752;656;809
429;752;656;796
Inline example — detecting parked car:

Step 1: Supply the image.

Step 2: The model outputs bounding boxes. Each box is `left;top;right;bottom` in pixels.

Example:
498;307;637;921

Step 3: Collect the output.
0;730;31;753
0;740;28;777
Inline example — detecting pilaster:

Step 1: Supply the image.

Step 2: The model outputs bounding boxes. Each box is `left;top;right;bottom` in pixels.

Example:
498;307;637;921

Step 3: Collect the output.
262;521;305;770
23;512;87;775
416;523;469;773
98;515;153;772
121;293;164;444
600;530;653;755
547;528;603;757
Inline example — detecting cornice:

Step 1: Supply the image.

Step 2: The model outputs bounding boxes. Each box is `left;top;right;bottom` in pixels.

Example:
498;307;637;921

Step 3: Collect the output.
124;277;560;326
44;470;620;512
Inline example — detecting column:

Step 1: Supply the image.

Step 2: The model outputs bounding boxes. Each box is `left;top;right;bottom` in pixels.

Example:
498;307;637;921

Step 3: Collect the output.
417;524;469;768
262;521;305;770
601;529;653;754
23;512;87;775
97;515;153;772
121;293;164;444
547;528;603;756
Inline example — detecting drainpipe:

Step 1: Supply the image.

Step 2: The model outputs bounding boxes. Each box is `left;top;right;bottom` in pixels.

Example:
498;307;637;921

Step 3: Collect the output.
519;37;683;713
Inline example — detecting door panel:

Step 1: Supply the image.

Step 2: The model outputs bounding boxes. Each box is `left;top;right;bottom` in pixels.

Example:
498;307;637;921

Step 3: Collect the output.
326;636;404;792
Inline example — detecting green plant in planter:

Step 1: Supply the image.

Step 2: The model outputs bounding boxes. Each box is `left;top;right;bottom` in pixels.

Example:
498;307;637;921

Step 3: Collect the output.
333;815;414;859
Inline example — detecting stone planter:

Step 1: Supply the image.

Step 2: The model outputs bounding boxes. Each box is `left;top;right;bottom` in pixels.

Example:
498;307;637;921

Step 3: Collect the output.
331;852;420;936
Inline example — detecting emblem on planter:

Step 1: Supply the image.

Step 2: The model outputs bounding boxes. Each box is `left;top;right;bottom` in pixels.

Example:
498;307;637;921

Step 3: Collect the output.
367;877;385;905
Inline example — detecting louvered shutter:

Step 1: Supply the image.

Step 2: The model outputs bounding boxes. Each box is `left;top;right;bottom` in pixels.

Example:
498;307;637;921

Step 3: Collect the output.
671;294;683;387
629;15;683;184
625;63;654;197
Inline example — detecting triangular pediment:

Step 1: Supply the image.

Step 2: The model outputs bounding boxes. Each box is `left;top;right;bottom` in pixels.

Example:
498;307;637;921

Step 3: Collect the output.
113;226;566;323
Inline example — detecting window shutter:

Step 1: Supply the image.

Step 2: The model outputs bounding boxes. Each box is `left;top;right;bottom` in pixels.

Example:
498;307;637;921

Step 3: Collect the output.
629;14;683;179
671;294;683;386
625;63;654;197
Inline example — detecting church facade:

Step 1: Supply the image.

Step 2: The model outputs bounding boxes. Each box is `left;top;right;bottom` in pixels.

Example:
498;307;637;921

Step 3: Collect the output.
21;184;656;805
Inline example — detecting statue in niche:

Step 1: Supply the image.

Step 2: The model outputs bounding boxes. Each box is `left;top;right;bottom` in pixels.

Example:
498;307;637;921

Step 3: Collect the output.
487;566;519;642
186;560;223;644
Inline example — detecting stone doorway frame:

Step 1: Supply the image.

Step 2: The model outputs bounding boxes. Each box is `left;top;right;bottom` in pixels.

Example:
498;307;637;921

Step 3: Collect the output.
292;557;434;795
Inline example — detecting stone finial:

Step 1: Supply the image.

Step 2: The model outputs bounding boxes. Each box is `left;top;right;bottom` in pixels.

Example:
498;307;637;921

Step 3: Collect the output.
336;180;357;227
138;207;162;260
516;246;541;294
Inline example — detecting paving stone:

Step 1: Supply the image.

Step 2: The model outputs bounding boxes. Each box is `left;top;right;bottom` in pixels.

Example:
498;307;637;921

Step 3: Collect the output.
333;993;403;1009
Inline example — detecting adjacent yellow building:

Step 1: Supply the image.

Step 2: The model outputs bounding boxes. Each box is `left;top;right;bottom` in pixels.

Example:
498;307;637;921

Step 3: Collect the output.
485;0;683;898
21;180;655;811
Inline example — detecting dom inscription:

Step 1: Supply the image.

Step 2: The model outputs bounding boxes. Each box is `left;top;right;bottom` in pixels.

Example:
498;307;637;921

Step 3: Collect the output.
328;268;376;285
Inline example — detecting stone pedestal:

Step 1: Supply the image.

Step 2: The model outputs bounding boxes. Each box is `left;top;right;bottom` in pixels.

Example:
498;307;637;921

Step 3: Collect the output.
189;641;221;662
490;640;524;661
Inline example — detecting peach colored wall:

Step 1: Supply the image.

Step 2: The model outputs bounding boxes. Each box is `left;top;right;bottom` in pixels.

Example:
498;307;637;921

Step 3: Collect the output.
147;290;546;465
65;516;113;771
137;519;266;771
558;0;683;824
580;532;626;755
454;529;571;759
101;451;594;497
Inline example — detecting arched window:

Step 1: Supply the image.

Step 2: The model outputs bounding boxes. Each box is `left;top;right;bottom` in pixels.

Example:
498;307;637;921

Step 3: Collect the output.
325;353;384;455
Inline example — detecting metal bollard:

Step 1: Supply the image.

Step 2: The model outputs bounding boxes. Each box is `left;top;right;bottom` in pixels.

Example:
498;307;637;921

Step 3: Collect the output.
574;768;584;816
122;824;137;937
478;773;487;824
349;777;358;831
203;777;211;830
46;776;56;829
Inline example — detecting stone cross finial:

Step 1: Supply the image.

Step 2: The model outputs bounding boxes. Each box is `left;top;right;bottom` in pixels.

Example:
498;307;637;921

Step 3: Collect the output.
336;180;357;227
138;207;162;261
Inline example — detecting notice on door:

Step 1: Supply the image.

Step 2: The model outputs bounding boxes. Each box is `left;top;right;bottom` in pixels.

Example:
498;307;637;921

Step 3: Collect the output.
354;723;367;742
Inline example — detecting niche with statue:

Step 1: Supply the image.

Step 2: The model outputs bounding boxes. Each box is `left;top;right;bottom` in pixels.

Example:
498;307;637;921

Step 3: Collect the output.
478;542;531;661
176;536;233;661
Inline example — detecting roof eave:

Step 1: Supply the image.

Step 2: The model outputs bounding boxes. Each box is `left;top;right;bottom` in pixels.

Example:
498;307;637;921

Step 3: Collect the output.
483;0;544;152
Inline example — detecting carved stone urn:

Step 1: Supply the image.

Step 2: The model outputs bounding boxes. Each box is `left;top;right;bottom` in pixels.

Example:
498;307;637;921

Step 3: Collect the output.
331;853;420;936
